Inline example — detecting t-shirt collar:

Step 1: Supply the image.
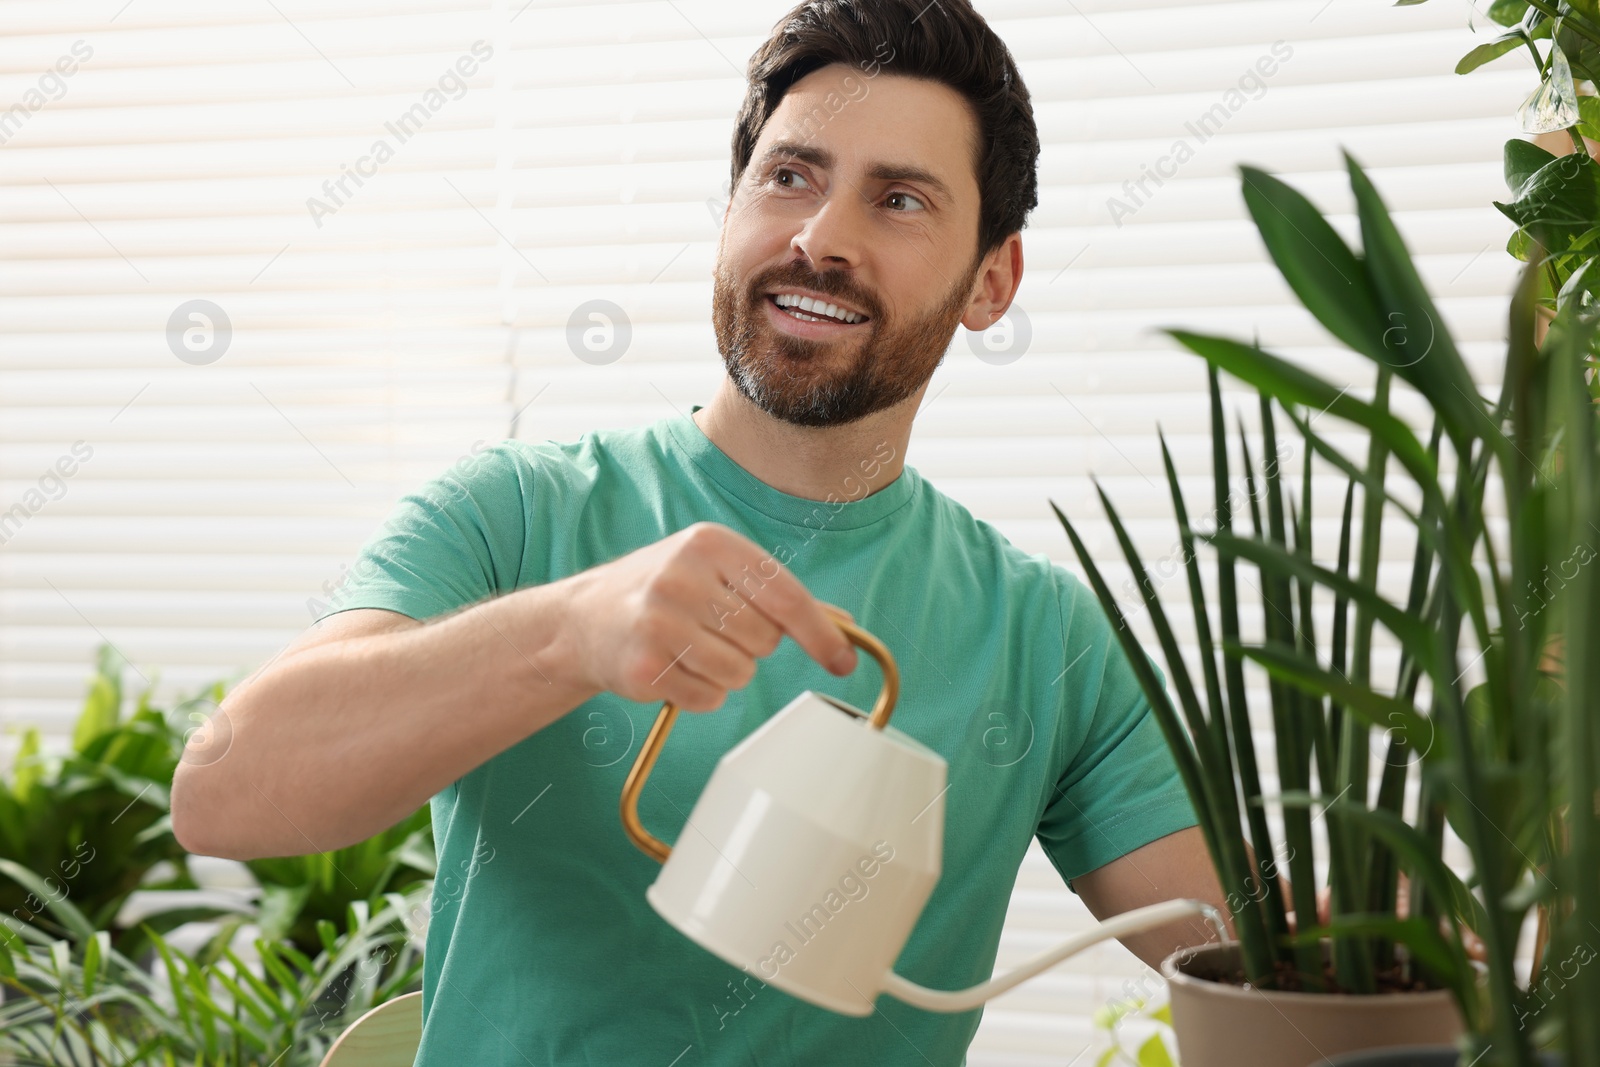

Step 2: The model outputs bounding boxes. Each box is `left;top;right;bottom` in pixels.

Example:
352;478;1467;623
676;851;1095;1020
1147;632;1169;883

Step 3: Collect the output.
663;404;917;531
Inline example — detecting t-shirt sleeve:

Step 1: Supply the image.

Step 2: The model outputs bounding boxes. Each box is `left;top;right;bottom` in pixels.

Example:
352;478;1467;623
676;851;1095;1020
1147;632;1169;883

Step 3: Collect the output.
1036;566;1198;885
312;442;530;625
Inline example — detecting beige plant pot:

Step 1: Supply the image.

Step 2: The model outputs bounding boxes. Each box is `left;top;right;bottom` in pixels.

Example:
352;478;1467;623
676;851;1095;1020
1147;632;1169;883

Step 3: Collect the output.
1161;942;1466;1067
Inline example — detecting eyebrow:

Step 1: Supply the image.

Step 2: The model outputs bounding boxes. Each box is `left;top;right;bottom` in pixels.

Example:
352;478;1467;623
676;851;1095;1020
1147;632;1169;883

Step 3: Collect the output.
756;140;954;207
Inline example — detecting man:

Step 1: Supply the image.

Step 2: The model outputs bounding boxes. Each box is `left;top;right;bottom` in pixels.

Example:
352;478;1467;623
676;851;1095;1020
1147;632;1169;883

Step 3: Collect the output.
172;1;1227;1062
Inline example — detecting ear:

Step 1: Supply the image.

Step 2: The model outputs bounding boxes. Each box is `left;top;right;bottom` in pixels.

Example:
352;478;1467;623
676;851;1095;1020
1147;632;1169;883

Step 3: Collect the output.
959;232;1024;331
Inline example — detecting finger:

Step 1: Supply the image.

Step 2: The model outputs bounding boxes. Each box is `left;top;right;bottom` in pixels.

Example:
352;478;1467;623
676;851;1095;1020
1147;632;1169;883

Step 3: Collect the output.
819;600;854;622
734;563;855;675
657;661;727;713
709;588;786;660
672;628;757;695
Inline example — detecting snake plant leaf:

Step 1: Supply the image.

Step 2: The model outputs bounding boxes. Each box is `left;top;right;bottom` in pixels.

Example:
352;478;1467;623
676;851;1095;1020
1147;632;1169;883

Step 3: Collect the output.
1239;166;1388;363
1277;794;1492;950
1288;915;1472;1010
1157;430;1228;756
1054;498;1279;985
1279;405;1432;542
1090;479;1219;773
1205;371;1293;955
1231;641;1440;756
1161;328;1439;487
1050;501;1206;803
1345;150;1488;451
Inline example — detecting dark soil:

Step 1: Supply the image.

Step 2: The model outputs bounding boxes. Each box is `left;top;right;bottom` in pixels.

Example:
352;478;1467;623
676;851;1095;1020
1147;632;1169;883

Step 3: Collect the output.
1185;956;1445;995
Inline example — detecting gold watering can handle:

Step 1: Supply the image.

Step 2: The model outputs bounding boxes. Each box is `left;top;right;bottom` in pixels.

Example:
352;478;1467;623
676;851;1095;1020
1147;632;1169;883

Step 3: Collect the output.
619;604;900;863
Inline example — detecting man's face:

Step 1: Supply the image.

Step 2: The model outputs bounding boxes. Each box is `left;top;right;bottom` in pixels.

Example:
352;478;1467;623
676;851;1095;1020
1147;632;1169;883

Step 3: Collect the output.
712;65;989;428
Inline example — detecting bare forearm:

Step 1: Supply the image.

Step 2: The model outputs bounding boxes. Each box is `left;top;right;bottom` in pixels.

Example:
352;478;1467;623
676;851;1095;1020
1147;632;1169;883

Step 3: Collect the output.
1073;826;1231;971
172;582;597;860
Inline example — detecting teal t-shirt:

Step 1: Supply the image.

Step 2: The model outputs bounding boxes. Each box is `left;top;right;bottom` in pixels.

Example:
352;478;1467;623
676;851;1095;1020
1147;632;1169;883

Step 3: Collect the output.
317;405;1196;1066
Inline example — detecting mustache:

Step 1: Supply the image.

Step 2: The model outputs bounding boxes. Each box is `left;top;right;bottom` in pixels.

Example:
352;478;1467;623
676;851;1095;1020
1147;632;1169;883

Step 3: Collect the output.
751;268;879;319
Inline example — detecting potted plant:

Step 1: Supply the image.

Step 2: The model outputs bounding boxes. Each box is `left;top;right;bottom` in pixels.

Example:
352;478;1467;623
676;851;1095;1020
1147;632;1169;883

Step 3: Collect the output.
1054;147;1598;1066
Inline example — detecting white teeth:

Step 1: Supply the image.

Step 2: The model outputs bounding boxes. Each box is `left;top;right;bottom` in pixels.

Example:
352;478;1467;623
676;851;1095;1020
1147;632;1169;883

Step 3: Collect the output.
772;293;864;324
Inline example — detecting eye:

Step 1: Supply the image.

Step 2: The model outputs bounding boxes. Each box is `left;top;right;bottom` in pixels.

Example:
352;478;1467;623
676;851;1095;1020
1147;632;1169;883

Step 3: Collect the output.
772;165;811;190
885;190;926;213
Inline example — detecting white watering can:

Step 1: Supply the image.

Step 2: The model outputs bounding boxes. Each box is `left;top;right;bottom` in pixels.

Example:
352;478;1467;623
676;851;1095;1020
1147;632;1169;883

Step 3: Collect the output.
620;605;1225;1016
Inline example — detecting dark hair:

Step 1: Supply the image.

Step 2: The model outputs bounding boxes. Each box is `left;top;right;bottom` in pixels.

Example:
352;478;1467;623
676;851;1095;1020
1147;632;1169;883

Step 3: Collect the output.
730;0;1040;267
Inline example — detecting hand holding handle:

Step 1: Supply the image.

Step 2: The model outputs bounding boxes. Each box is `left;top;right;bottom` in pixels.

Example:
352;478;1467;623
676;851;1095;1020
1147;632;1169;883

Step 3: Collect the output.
619;603;900;862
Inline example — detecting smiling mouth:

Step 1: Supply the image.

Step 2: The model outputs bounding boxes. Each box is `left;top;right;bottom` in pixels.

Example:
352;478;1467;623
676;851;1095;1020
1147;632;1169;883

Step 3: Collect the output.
764;293;871;326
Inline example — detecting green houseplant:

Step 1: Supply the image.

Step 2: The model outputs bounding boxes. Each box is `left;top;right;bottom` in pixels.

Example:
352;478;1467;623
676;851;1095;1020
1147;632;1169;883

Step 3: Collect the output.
1055;147;1598;1066
0;643;435;965
0;644;437;1064
243;806;433;960
0;646;239;961
0;879;425;1067
1401;0;1600;381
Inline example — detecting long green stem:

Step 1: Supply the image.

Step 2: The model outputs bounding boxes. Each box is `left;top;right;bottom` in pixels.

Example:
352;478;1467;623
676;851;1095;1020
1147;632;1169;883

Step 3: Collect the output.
1521;34;1546;74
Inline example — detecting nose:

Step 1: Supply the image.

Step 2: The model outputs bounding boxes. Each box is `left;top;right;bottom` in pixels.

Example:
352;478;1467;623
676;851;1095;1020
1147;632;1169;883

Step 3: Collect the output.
790;181;869;272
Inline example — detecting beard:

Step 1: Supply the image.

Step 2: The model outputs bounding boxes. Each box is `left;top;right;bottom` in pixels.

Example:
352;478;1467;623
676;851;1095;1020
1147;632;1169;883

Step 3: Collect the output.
710;253;980;428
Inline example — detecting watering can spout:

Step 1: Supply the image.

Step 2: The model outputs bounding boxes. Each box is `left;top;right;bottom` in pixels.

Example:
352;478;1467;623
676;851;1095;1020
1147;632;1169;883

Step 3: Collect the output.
880;899;1228;1014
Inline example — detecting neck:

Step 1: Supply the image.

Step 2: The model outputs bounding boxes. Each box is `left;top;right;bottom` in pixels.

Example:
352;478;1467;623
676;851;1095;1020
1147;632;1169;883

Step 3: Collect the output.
691;378;922;502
